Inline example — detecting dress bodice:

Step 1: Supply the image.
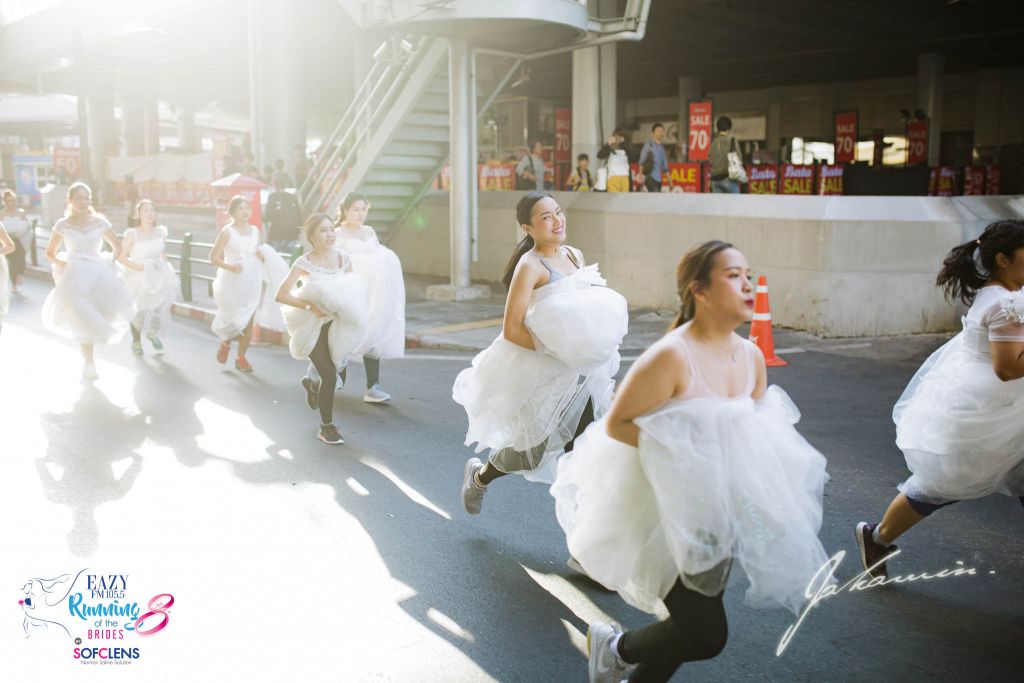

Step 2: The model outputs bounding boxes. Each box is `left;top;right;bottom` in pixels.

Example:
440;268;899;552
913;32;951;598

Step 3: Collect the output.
673;328;758;402
56;216;110;257
1;214;30;239
223;224;260;262
128;226;168;262
334;225;380;254
295;251;350;280
962;286;1024;361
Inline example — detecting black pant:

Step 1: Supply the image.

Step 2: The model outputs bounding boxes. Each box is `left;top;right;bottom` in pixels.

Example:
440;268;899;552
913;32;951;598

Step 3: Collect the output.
618;579;729;682
644;176;662;193
8;239;26;282
309;322;337;424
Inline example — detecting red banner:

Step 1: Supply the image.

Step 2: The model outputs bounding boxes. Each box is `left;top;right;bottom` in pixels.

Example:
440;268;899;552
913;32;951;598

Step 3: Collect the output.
833;111;858;164
555;108;572;164
478;162;516;191
53;146;82;180
986;166;1001;195
963;167;985;196
687;101;713;162
780;164;814;195
929;166;957;196
907;119;929;165
666;163;702;193
746;164;778;194
817;165;844;195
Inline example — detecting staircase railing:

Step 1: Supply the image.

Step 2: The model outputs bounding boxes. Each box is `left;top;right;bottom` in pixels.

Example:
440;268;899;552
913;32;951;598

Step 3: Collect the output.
297;33;438;215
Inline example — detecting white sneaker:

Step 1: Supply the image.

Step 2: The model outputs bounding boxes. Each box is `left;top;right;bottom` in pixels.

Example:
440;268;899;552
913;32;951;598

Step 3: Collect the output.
363;384;391;403
461;457;487;515
82;362;98;380
587;622;634;683
567;556;586;574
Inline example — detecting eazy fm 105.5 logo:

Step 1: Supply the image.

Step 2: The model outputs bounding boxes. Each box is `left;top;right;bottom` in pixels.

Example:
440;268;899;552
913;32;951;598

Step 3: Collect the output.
18;569;175;664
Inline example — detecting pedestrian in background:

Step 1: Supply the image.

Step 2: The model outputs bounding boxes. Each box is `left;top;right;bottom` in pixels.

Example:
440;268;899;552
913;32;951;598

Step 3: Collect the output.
596;129;632;192
0;189;30;293
709;116;743;194
264;174;304;252
567;153;593;191
856;219;1024;579
516;141;547;191
638;123;670;193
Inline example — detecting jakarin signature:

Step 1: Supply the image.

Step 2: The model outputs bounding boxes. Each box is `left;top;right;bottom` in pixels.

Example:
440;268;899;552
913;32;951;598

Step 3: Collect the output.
776;549;978;656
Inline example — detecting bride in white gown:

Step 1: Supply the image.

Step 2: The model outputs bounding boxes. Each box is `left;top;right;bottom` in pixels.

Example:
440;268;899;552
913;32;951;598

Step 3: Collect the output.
41;182;132;379
117;200;178;355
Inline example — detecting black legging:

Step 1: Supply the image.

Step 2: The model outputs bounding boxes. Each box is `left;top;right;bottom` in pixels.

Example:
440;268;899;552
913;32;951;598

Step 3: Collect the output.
309;322;337;424
7;239;26;283
618;578;729;682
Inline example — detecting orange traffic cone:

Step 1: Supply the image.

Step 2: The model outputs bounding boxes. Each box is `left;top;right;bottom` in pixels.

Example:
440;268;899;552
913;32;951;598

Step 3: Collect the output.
749;275;787;367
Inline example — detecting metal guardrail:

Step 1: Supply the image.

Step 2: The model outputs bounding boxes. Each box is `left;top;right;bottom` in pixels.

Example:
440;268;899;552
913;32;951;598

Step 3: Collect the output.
29;224;300;305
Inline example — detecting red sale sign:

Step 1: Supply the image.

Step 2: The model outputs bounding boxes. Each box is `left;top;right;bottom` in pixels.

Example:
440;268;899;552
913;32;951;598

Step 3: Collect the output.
985;166;1001;195
666;162;702;192
906;119;929;165
929;166;957;196
963;167;985;196
780;164;814;195
818;164;844;195
555;108;571;164
746;164;778;194
688;101;713;162
834;112;857;164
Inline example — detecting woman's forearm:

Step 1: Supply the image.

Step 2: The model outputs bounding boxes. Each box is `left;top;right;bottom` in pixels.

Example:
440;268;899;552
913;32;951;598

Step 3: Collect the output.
502;323;536;351
605;419;639;447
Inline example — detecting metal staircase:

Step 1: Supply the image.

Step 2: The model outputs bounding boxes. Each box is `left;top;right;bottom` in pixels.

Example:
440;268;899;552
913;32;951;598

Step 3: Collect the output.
297;34;519;234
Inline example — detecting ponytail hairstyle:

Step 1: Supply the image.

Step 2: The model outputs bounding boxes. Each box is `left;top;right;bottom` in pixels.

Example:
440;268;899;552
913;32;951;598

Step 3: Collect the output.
670;240;735;330
335;191;370;225
501;191;552;290
936;219;1024;306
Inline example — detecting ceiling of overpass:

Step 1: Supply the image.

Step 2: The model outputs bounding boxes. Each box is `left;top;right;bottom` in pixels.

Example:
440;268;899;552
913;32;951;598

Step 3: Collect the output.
523;0;1024;99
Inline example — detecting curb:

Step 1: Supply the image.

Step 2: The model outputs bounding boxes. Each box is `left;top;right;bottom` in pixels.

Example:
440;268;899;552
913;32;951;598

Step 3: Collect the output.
170;302;287;346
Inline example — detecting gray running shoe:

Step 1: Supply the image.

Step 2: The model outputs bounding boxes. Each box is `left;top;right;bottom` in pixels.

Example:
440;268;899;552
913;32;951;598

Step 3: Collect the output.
461;458;487;515
587;622;634;683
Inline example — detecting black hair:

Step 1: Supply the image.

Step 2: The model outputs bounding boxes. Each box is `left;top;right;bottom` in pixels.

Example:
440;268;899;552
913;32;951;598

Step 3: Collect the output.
577;153;589;162
716;116;733;133
936;219;1024;306
501;191;553;290
651;122;664;132
335;192;370;224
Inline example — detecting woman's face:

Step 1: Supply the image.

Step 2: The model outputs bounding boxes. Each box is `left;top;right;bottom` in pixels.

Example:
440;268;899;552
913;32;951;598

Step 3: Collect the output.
344;200;369;226
138;202;156;224
310;219;336;249
996;247;1024;289
525;196;566;245
68;188;91;215
695;248;755;323
3;194;15;210
231;200;252;222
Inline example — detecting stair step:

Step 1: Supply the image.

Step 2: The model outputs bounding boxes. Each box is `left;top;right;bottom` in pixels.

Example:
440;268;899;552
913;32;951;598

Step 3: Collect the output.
394;125;449;143
377;155;440;170
406;112;450;127
417;92;449;113
387;140;447;157
366;197;409;211
372;209;401;222
365;169;433;185
359;183;421;197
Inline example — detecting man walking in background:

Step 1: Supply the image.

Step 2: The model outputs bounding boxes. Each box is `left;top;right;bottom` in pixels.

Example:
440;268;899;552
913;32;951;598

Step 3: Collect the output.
638;122;670;192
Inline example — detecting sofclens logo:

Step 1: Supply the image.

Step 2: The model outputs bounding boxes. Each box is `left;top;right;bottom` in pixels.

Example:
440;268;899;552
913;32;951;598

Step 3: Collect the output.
18;569;175;667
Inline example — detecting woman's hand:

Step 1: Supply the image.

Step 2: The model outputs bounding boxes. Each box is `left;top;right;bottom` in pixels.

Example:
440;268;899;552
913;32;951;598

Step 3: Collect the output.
310;303;326;318
232;264;243;274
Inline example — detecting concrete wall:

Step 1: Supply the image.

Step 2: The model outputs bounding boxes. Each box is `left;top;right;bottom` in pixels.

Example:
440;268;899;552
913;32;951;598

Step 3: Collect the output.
390;192;1024;337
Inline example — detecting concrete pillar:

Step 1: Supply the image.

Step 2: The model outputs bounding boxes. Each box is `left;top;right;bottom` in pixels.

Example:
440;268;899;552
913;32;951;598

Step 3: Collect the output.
143;96;160;155
766;101;783;161
122;98;145;156
86;84;116;196
426;39;488;301
973;69;1003;149
248;0;305;169
917;53;944;166
571;0;617;163
677;76;702;161
178;105;198;153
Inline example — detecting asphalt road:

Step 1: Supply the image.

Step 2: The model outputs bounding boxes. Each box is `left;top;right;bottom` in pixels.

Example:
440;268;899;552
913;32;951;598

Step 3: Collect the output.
2;277;1022;682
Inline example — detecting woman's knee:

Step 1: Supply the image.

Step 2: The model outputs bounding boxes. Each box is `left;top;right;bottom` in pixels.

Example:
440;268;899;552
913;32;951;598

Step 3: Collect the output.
690;619;728;661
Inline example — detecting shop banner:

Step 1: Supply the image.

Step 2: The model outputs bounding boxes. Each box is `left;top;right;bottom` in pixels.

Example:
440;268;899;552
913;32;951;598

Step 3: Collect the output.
780;164;814;194
688;101;713;162
746;164;778;194
963;167;985;195
478;163;516;191
53;146;82;180
906;119;929;165
703;163;712;192
818;164;844;195
666;162;702;193
985;165;1001;195
834;111;858;164
555;108;572;164
928;166;957;196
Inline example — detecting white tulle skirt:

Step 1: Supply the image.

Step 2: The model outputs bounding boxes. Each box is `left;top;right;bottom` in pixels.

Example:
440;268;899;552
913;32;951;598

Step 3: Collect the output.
453;265;628;483
121;259;178;336
254;245;290;333
0;255;9;323
551;387;832;616
350;247;405;359
212;245;290;341
41;253;132;345
895;333;1024;504
283;273;369;370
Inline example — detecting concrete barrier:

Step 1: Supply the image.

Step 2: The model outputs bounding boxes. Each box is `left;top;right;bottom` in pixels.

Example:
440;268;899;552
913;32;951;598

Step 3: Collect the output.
389;192;1024;337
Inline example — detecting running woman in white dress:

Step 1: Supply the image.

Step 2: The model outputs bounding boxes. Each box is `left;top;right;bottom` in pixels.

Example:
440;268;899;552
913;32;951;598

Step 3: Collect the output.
1;189;30;294
117;200;178;355
0;223;14;332
550;241;831;683
334;192;406;403
41;182;133;379
276;213;369;445
209;195;289;372
856;219;1024;578
456;192;628;514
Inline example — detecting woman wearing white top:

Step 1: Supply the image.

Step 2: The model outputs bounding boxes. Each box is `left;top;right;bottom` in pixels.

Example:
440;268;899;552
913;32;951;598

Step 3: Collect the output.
0;223;15;331
1;189;31;293
334;192;406;403
41;182;133;379
117;200;178;355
